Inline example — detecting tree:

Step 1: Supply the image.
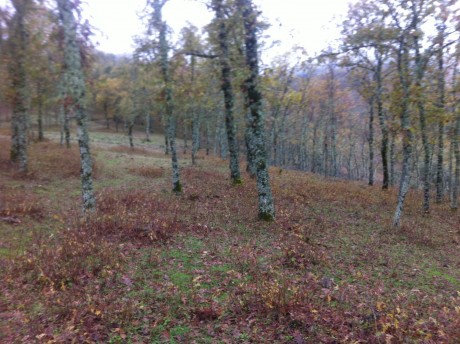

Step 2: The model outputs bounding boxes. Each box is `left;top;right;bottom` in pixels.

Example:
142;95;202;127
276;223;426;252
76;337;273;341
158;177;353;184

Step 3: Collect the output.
210;0;242;185
7;0;31;173
341;0;394;189
149;0;182;193
237;0;275;220
56;0;95;212
28;3;61;142
451;48;460;209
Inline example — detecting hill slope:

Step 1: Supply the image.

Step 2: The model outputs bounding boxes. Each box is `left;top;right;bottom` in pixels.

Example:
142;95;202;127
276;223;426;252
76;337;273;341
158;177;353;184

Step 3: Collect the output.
1;131;459;343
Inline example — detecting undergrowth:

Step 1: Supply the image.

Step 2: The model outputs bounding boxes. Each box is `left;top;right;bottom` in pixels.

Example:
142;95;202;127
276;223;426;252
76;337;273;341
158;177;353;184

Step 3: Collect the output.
0;134;459;343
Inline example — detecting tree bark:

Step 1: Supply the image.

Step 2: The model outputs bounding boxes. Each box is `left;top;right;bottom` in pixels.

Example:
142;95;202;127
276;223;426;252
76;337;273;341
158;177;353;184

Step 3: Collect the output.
57;0;96;213
368;97;375;186
153;0;181;192
238;0;275;220
212;0;242;184
435;36;445;203
393;36;413;228
8;0;29;173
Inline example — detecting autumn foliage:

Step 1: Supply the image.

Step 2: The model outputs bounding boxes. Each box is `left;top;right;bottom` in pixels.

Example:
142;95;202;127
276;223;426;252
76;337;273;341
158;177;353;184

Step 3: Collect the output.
0;138;459;343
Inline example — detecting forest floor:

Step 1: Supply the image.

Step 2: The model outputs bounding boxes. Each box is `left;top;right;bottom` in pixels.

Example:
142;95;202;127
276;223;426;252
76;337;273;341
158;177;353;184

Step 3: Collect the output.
0;127;459;343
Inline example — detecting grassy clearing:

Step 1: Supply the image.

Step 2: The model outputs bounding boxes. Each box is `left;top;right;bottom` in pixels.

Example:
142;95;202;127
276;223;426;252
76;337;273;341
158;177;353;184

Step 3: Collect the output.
0;130;459;343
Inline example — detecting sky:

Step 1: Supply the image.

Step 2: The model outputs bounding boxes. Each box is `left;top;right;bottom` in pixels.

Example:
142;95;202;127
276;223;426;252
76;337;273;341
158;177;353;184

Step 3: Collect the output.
0;0;354;60
84;0;354;60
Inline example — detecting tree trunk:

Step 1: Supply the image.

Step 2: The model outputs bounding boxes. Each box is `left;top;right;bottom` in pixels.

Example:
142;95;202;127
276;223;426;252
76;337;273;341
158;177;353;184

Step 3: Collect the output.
390;130;396;186
375;57;389;190
153;0;181;192
57;0;95;213
37;87;44;141
414;23;431;213
393;39;413;228
213;0;241;184
168;116;181;192
183;123;189;154
205;120;210;156
327;65;338;177
435;42;445;203
238;0;275;220
191;115;200;165
243;89;256;177
145;113;151;141
104;101;110;129
8;0;29;173
368;97;375;186
127;120;134;148
452;114;460;210
452;59;459;210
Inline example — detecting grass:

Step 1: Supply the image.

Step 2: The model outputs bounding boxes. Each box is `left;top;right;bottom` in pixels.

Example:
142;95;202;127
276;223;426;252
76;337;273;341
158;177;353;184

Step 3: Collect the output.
0;128;459;343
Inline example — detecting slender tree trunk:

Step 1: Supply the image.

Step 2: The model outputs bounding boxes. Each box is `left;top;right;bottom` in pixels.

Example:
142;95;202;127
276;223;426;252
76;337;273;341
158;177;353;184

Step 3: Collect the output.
327;65;338;177
435;42;445;203
8;0;29;173
393;39;413;228
414;26;431;213
183;123;189;154
243;89;256;177
390;130;396;186
300;115;308;171
153;0;181;192
104;101;110;129
205;119;210;156
37;90;44;141
452;59;460;209
60;106;64;146
452;115;460;210
63;104;71;148
368;98;375;186
311;122;318;173
168;116;181;192
213;0;241;184
57;0;95;213
375;57;389;190
238;0;275;220
191;115;200;165
164;127;169;154
145;113;151;141
127;120;134;148
448;138;453;194
418;100;431;213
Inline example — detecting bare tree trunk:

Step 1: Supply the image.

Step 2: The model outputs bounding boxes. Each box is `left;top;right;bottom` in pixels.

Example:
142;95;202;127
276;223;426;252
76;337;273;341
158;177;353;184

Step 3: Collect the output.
127;120;134;148
375;57;390;190
212;0;241;184
145;113;151;141
368;98;375;186
183;123;188;154
238;0;275;220
58;0;95;213
452;58;460;210
327;65;338;177
37;85;44;141
191;115;200;165
390;130;396;186
152;0;181;192
452;115;460;210
205;119;210;156
393;38;413;228
8;0;29;173
435;39;445;203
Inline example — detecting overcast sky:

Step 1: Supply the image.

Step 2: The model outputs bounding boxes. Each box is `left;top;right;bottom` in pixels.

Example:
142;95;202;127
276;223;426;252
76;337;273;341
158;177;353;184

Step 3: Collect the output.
0;0;354;59
84;0;353;59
